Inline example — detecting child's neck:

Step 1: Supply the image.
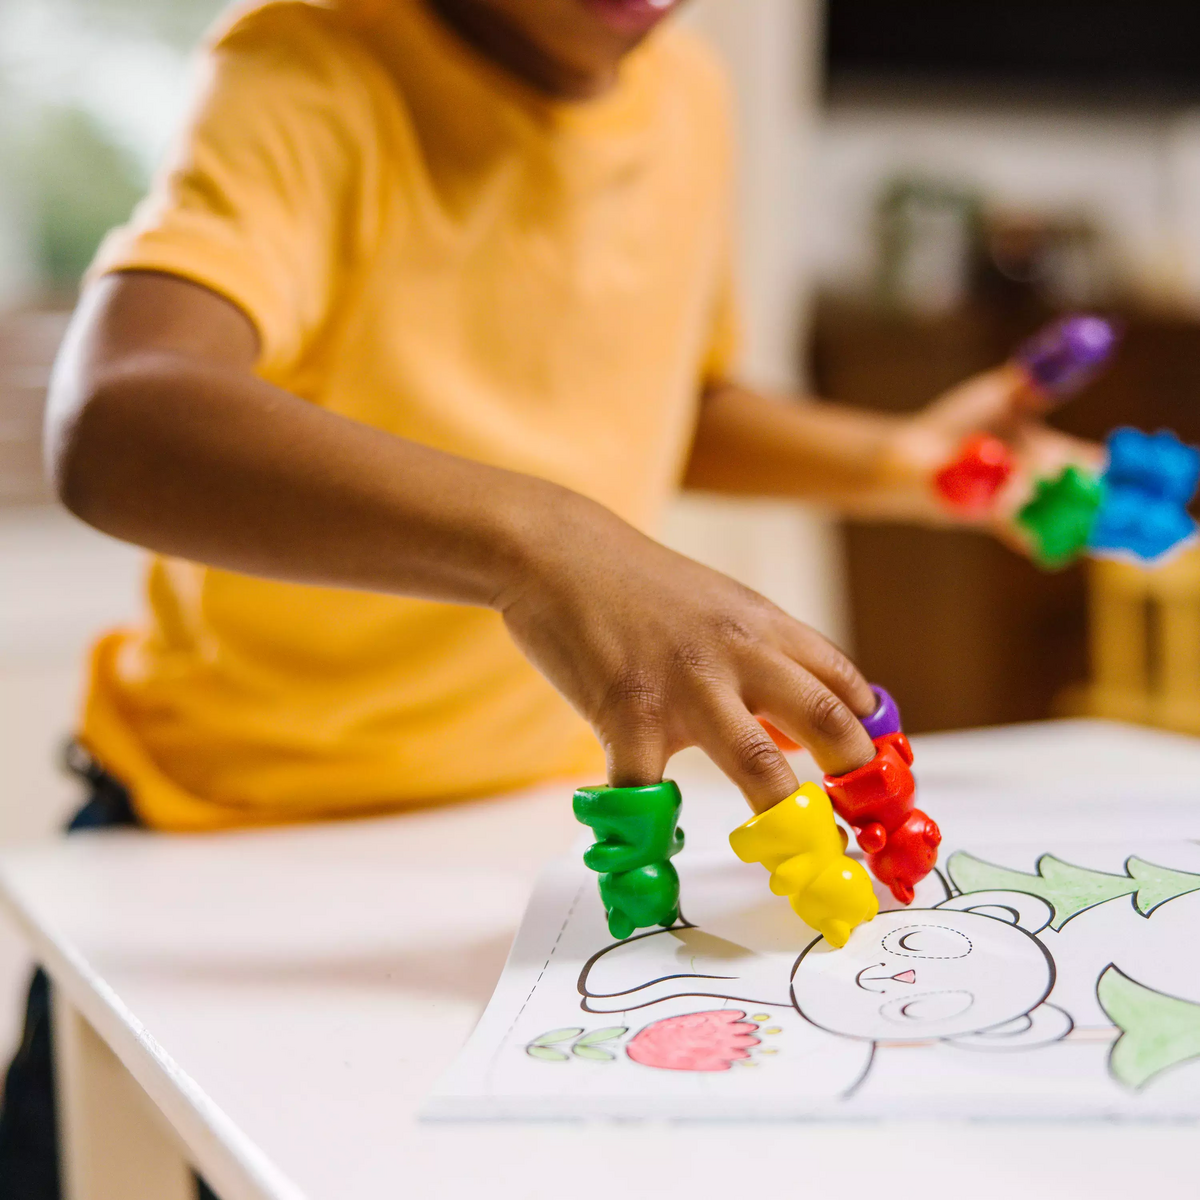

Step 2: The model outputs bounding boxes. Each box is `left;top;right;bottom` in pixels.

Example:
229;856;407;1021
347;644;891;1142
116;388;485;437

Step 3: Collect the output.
425;0;618;101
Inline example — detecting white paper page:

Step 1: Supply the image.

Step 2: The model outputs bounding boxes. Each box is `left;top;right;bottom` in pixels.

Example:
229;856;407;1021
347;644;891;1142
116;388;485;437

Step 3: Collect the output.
426;778;1200;1120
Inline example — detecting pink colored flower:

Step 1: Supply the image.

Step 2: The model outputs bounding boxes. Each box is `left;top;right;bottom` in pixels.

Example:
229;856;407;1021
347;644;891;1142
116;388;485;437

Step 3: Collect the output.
626;1010;760;1072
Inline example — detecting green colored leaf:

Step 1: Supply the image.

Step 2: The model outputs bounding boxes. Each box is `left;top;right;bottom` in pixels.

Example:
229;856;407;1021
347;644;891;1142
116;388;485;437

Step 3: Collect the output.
574;1026;627;1047
948;851;1200;932
1127;857;1200;916
949;852;1133;930
526;1045;570;1063
529;1027;584;1046
572;1044;616;1062
1099;965;1200;1090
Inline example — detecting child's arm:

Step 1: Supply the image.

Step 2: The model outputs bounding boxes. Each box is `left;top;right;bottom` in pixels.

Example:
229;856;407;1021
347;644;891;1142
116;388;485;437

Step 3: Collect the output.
685;376;1103;529
47;270;876;809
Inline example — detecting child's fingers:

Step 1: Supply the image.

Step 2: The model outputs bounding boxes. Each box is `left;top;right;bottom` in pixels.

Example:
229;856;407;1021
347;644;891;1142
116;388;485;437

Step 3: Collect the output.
748;657;876;779
602;697;669;788
923;363;1033;439
770;620;875;717
1015;426;1105;479
605;738;668;789
693;691;800;814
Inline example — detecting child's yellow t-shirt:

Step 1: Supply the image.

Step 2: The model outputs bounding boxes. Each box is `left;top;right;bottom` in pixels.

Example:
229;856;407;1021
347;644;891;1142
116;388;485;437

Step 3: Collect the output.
82;0;739;830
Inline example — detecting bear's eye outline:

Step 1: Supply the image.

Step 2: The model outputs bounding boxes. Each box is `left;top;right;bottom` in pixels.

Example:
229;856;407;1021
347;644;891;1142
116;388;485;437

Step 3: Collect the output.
881;925;973;960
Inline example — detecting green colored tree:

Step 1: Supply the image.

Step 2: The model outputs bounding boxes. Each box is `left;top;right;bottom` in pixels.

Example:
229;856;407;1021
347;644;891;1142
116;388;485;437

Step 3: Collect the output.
946;852;1200;931
1098;966;1200;1090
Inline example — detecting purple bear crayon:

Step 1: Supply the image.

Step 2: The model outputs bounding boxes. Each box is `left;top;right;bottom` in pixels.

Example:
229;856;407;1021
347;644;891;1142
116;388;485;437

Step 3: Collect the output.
1016;314;1120;400
861;684;902;740
757;683;901;751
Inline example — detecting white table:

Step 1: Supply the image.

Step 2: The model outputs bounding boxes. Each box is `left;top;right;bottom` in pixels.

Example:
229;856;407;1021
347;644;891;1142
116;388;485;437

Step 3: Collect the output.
2;719;1200;1200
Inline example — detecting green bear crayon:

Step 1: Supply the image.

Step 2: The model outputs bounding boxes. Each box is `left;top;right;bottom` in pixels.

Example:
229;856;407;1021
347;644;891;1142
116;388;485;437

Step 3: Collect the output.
573;781;684;940
1017;465;1104;569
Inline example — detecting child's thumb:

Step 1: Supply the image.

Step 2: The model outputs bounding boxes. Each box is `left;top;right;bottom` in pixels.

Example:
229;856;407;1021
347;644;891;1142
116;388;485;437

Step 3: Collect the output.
929;363;1036;437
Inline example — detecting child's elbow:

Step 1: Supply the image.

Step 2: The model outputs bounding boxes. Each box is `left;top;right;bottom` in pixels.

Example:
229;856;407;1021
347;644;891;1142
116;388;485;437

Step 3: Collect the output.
44;361;130;527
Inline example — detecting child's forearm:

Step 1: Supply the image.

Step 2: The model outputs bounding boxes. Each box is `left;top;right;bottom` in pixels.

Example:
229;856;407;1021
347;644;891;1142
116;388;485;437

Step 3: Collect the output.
46;270;880;801
685;376;1103;528
683;381;913;514
48;272;559;610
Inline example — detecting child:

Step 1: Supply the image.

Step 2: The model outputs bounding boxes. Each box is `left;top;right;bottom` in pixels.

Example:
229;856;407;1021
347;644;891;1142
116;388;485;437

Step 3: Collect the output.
2;0;1089;1193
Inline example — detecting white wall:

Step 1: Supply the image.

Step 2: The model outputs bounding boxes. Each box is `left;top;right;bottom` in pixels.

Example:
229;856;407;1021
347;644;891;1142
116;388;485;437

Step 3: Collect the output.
682;0;824;388
669;0;849;646
811;97;1200;310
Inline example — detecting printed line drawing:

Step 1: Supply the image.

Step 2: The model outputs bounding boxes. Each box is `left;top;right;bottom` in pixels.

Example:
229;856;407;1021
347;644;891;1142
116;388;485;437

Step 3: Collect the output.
559;850;1200;1093
430;838;1200;1118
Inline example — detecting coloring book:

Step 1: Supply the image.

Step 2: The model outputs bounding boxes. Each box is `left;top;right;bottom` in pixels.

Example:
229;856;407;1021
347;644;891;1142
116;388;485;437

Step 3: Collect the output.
425;775;1200;1119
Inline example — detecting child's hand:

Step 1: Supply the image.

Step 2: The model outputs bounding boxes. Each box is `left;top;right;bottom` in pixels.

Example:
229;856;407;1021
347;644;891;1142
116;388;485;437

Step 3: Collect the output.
499;492;877;812
882;364;1106;546
50;273;874;820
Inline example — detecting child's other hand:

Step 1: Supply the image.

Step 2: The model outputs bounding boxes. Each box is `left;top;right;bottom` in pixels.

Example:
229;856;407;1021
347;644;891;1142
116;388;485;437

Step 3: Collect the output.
498;493;876;812
882;364;1106;548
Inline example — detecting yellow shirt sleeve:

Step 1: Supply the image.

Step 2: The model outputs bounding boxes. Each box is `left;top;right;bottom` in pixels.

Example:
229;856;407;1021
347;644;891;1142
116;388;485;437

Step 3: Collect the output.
88;6;368;377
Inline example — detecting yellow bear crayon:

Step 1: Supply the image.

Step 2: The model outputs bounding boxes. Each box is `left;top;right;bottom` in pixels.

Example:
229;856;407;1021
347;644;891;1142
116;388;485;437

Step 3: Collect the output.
728;782;879;948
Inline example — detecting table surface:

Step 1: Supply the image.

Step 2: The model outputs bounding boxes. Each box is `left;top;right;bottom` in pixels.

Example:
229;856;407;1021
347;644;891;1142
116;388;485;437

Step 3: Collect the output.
3;718;1200;1200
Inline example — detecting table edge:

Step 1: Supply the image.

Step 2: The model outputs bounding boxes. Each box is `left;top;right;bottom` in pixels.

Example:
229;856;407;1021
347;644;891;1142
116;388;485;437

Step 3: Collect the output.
0;867;305;1200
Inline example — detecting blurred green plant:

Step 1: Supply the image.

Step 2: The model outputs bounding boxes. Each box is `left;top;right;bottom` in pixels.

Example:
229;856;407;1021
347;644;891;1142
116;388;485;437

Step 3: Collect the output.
19;105;144;291
23;0;227;50
0;0;227;297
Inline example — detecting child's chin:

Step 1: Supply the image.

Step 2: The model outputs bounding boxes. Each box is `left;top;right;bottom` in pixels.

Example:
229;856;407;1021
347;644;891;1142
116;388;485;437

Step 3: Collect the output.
580;0;679;38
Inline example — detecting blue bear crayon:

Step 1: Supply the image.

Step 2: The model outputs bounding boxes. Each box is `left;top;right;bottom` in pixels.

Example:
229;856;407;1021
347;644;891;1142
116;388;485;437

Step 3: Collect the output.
1090;428;1200;563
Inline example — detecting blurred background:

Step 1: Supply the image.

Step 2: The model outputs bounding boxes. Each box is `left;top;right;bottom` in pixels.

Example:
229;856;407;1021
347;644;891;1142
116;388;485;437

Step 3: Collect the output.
4;0;1200;1045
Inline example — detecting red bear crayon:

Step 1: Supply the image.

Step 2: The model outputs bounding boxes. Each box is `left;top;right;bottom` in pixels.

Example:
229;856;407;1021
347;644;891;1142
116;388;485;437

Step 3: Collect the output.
823;732;941;905
933;315;1120;515
933;433;1016;513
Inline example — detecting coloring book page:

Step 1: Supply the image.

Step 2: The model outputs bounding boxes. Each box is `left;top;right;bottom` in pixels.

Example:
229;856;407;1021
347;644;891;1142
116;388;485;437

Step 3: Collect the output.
425;777;1200;1120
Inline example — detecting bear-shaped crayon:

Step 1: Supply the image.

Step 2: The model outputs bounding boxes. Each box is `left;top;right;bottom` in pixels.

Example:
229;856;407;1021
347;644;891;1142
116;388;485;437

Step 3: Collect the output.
867;809;942;905
935;314;1119;515
573;781;684;940
933;433;1016;514
1015;313;1119;400
861;683;902;741
823;732;941;905
729;783;879;948
1017;464;1105;569
1089;427;1200;563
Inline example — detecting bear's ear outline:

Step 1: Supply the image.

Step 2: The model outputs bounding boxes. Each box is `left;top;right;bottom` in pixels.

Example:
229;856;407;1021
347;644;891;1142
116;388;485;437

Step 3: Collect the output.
934;888;1053;935
944;1002;1073;1052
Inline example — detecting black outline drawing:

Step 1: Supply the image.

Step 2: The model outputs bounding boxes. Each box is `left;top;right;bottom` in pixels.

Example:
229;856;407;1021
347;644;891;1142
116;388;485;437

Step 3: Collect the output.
946;851;1200;931
1096;963;1200;1091
562;849;1200;1095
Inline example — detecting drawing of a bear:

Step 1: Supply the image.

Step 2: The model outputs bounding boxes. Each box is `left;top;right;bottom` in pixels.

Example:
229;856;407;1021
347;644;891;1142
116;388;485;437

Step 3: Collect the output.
580;888;1071;1050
